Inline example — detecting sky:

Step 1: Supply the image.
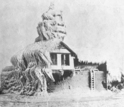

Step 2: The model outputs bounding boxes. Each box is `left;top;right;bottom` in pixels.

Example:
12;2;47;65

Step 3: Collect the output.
1;0;124;76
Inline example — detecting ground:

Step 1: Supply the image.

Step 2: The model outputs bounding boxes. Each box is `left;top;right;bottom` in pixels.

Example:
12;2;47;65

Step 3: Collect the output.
0;69;123;107
0;89;124;107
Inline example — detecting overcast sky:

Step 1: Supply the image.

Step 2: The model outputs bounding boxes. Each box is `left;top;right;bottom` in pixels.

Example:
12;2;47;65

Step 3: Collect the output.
1;0;124;75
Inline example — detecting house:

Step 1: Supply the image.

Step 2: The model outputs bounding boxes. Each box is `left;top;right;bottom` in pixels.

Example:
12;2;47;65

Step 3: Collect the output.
9;38;78;93
11;38;77;74
11;38;108;91
50;41;77;72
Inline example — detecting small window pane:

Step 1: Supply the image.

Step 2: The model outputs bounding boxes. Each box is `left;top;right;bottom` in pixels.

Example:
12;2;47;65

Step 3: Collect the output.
61;54;70;65
50;53;57;65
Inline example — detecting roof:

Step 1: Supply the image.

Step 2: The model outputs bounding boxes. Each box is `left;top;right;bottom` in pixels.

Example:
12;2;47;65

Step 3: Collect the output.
23;39;61;53
21;38;77;57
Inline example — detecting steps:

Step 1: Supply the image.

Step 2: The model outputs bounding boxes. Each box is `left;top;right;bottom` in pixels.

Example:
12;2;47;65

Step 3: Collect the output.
90;70;95;90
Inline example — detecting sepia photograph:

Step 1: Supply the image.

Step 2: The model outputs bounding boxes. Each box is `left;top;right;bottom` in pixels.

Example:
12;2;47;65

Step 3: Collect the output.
0;0;124;107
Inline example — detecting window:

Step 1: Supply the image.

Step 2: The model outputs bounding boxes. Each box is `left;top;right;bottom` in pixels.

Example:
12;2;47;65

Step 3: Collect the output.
61;54;70;65
50;53;57;65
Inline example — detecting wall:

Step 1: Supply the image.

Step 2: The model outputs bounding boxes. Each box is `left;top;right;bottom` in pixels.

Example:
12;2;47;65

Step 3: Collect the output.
48;70;106;92
95;71;106;90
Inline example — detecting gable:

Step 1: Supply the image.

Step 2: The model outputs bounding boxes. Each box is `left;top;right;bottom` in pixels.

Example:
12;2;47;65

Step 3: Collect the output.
51;43;71;54
60;42;77;58
50;42;77;58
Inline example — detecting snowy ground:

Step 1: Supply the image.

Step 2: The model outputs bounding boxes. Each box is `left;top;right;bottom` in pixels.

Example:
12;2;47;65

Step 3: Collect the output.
0;89;124;107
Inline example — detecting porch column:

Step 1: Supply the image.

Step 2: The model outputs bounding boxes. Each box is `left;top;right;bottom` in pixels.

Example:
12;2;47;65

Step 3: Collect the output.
70;55;74;69
57;54;61;68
